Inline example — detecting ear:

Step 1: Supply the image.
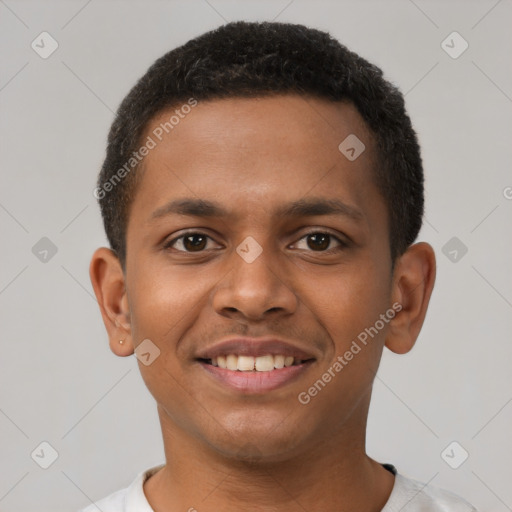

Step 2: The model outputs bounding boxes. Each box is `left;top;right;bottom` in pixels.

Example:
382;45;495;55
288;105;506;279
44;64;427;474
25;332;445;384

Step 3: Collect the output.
385;242;436;354
89;247;134;356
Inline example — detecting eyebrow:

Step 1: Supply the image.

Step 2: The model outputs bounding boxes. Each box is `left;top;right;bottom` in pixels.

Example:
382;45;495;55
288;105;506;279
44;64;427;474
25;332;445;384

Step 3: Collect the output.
149;197;365;223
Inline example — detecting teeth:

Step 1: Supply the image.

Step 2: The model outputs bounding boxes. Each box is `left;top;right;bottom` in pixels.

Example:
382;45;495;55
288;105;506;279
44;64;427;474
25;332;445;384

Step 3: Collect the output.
226;354;238;371
237;355;255;371
274;355;285;369
255;354;274;371
208;354;306;372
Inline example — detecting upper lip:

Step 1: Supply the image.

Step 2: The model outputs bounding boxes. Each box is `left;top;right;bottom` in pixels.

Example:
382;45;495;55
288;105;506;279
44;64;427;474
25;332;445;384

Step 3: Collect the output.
196;337;317;361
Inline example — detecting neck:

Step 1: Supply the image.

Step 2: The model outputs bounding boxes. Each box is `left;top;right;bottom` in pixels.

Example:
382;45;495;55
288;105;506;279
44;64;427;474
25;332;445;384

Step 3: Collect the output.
144;398;395;512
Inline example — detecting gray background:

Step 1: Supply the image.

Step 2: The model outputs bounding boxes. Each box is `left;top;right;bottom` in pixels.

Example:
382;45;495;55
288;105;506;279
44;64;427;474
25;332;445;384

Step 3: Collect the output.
1;0;511;511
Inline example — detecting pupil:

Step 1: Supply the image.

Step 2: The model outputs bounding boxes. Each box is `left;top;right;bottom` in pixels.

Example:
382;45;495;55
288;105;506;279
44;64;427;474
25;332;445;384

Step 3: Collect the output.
308;233;329;251
184;235;206;251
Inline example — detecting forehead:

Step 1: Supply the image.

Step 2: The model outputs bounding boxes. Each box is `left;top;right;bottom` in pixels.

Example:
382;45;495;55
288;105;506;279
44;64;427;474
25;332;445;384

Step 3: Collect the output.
128;95;383;231
144;95;374;164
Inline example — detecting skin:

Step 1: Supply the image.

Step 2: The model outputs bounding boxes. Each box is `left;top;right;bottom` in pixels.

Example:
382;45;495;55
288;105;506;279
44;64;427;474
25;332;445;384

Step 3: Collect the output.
90;95;436;512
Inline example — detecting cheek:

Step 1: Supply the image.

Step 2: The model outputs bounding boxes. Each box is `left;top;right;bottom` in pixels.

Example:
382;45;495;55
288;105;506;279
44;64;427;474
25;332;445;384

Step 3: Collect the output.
127;262;207;344
312;256;390;348
297;260;390;420
126;264;207;421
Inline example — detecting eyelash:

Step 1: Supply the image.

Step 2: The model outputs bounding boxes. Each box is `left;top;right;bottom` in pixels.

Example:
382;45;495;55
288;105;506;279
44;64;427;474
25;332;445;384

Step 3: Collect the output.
163;230;348;254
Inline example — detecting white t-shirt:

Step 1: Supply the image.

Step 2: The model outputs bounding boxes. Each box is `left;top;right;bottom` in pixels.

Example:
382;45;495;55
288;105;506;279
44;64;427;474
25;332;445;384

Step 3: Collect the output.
78;463;478;512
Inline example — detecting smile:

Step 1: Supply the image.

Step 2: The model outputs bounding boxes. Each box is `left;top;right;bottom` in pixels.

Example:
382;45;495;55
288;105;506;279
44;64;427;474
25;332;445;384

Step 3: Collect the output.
198;357;315;394
202;354;310;372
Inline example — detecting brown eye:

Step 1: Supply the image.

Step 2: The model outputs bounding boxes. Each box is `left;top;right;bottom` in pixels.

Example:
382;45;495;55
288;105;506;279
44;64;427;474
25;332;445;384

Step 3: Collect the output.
293;231;346;253
306;233;331;251
182;234;207;251
164;232;215;252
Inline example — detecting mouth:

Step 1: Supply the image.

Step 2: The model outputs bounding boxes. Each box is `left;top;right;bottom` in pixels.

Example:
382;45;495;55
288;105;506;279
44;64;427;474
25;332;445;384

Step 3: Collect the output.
195;337;317;393
196;354;315;394
198;354;314;372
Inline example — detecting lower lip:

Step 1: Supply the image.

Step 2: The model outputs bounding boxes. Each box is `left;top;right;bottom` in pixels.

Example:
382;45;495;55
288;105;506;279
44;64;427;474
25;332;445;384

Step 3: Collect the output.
198;361;314;394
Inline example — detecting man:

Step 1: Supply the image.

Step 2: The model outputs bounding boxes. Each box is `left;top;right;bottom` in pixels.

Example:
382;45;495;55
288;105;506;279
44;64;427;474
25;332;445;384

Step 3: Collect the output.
86;21;477;511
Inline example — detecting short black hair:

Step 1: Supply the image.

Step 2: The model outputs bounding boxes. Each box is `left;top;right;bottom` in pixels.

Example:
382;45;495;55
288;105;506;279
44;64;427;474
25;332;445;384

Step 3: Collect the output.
96;20;424;269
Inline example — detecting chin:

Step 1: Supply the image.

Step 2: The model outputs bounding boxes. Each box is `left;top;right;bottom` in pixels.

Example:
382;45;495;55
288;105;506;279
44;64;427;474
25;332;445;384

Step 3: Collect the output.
207;417;310;463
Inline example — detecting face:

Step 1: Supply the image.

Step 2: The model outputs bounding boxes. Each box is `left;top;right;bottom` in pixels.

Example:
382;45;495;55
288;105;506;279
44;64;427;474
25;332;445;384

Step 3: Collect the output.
118;95;396;460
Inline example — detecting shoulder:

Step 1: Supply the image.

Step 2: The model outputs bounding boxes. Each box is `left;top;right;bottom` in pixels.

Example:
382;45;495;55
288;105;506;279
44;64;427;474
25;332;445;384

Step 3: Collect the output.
78;486;127;512
383;473;478;512
77;465;164;512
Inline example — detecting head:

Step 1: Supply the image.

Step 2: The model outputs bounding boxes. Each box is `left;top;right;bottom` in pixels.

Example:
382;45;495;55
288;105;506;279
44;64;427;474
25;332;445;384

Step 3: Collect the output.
95;20;424;270
90;21;435;462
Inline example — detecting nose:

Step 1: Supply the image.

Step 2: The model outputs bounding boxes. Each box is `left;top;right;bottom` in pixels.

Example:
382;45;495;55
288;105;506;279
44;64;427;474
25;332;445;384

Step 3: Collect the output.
212;240;298;322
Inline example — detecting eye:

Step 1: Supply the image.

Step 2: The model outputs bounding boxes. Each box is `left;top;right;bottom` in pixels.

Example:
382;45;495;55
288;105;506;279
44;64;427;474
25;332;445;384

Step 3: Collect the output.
163;232;219;253
164;230;347;254
293;231;346;252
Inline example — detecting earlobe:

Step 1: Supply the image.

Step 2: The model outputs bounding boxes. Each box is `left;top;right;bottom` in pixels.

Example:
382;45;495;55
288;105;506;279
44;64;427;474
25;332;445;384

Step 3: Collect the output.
385;242;436;355
89;247;134;356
